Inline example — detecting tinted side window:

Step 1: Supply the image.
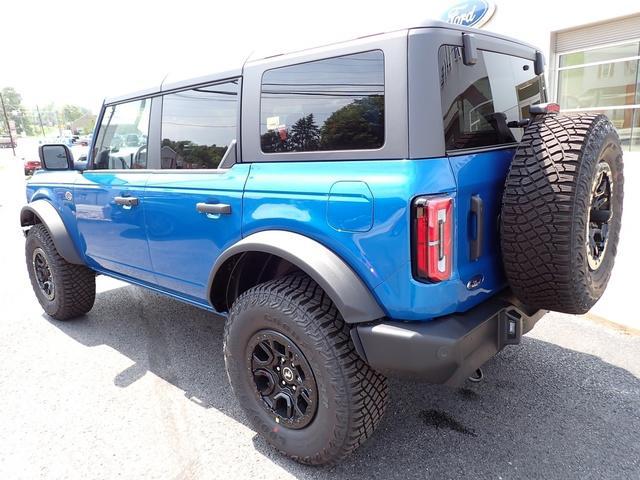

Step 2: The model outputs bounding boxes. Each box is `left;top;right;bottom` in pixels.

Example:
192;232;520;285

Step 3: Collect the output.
93;99;151;170
160;80;238;169
439;46;546;151
260;50;384;153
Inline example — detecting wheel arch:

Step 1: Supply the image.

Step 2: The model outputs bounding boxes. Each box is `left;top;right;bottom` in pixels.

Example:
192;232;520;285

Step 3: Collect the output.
20;200;84;265
208;230;385;324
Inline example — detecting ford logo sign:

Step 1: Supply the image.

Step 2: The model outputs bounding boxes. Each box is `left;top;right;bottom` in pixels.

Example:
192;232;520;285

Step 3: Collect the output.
441;0;496;28
466;274;484;290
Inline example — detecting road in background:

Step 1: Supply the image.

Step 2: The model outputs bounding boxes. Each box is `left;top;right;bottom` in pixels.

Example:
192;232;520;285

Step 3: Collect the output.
0;142;638;479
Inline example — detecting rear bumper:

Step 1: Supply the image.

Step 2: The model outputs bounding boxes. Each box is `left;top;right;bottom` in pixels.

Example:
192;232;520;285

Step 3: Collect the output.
351;290;546;386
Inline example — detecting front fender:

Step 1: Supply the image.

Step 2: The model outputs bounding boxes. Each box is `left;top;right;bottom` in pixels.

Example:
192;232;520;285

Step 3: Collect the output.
209;230;385;324
20;199;84;265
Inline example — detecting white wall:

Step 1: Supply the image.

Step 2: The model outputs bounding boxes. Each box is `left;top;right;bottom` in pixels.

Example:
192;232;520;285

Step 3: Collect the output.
479;0;639;56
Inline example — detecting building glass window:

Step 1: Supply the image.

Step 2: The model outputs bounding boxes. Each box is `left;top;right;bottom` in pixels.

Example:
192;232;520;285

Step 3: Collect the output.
438;46;545;151
160;80;239;169
260;50;384;153
557;41;640;151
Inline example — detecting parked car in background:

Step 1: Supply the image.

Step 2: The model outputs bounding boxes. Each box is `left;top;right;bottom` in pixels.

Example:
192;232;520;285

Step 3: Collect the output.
76;134;92;146
0;135;17;148
23;158;41;176
56;136;75;147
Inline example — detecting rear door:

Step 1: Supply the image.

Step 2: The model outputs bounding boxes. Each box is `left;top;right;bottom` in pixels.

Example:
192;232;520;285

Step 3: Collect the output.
142;79;249;305
437;45;546;291
74;98;155;282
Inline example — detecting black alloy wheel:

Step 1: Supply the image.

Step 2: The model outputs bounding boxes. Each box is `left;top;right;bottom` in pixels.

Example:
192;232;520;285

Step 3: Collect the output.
32;247;55;300
247;330;318;429
587;160;613;271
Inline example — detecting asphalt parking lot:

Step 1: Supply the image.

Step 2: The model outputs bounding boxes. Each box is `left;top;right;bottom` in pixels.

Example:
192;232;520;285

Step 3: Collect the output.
0;144;639;479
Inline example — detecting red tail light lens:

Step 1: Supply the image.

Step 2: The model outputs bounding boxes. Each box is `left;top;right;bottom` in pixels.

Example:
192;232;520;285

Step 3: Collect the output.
414;196;453;282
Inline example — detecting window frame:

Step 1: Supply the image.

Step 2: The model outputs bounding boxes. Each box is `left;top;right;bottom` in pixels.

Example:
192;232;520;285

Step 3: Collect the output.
553;38;640;152
241;30;409;163
555;38;640;113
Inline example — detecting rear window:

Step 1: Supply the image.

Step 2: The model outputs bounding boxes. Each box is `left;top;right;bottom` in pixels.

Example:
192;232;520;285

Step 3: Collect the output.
439;46;546;152
260;50;385;153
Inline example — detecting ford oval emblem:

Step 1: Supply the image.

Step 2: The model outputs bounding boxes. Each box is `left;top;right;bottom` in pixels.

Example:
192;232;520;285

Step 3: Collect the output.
441;0;496;28
466;274;484;290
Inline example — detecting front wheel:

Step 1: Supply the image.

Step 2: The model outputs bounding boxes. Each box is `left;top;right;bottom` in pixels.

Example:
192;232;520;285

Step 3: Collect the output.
25;224;96;320
223;274;388;465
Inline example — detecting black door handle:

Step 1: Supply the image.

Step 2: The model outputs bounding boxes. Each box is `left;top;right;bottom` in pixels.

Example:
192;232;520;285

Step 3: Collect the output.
196;202;231;215
470;194;483;261
114;196;139;207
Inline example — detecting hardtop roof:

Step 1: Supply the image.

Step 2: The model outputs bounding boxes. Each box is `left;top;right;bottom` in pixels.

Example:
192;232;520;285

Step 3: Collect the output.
103;19;540;105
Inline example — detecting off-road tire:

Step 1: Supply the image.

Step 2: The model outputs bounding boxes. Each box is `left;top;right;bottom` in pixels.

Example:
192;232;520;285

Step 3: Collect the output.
501;113;624;314
223;274;388;465
25;224;96;320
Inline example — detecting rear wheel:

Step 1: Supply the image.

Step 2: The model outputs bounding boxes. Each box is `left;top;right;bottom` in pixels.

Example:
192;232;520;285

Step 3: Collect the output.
26;224;96;320
223;274;388;465
501;114;624;314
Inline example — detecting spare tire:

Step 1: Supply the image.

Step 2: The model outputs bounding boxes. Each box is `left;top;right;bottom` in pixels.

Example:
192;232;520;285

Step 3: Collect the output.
501;113;624;314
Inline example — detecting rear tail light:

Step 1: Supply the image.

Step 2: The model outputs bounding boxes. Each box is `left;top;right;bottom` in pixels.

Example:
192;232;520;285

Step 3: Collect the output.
529;102;560;115
413;196;453;282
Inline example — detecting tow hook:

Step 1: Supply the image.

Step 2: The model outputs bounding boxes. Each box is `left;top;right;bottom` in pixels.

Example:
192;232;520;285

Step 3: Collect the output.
468;368;483;383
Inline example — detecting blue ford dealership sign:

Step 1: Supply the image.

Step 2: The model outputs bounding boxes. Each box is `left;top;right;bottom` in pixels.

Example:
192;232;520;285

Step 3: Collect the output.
441;0;496;28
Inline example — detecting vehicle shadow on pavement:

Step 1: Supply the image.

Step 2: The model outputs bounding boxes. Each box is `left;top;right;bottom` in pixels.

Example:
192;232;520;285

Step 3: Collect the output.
49;285;640;479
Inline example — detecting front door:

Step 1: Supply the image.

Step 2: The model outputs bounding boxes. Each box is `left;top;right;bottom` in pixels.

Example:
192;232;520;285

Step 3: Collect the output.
74;98;155;283
142;79;247;304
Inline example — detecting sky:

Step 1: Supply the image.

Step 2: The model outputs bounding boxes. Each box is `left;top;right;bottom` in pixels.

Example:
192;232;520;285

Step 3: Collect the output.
2;0;449;113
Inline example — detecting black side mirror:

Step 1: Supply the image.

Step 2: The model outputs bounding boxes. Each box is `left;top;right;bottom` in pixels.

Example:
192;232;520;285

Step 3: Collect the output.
534;51;545;76
462;33;478;66
38;144;74;171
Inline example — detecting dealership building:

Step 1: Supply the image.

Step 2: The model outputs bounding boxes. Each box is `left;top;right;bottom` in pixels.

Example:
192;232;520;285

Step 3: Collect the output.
436;1;638;329
443;1;640;151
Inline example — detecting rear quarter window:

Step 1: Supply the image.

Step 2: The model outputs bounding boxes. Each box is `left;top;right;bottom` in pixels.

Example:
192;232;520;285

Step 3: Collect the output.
439;46;546;152
260;50;385;153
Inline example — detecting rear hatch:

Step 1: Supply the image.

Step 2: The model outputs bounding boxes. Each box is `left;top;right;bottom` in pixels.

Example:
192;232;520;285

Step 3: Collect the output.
439;44;546;298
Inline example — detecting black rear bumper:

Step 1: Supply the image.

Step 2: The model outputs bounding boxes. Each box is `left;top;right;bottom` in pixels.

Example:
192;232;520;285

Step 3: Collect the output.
351;291;546;386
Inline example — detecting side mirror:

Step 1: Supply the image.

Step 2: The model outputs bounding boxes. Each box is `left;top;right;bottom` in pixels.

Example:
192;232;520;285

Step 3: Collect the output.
39;144;74;171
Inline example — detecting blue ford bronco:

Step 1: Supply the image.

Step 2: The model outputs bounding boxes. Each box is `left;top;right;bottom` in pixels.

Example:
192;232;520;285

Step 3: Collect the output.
22;20;624;465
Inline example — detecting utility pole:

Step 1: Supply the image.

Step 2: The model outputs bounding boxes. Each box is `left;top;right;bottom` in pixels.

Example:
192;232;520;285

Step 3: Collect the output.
0;92;16;157
54;110;62;136
36;105;46;137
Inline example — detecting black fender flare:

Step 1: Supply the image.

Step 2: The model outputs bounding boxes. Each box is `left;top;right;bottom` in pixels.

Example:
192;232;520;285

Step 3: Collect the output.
208;230;385;324
20;200;84;265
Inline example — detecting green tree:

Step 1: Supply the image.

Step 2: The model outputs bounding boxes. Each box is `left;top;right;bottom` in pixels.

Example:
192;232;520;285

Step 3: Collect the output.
0;87;34;135
161;138;227;169
320;96;384;150
62;104;90;124
290;113;320;151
